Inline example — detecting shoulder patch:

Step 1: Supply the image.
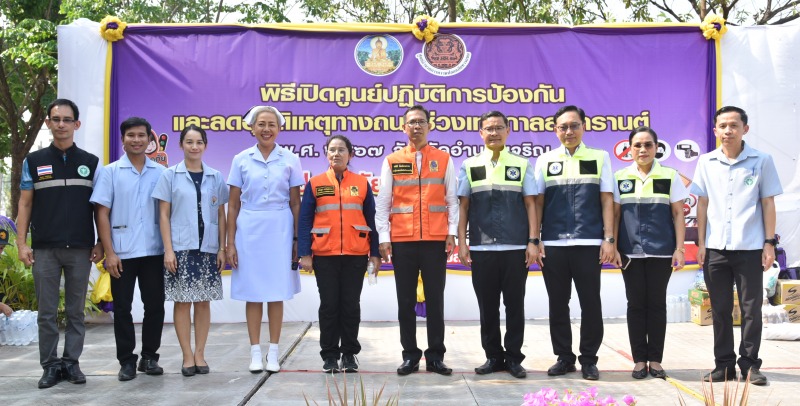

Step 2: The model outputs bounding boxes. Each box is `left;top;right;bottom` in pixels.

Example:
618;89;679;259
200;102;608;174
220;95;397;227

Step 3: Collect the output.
315;185;336;197
391;163;413;175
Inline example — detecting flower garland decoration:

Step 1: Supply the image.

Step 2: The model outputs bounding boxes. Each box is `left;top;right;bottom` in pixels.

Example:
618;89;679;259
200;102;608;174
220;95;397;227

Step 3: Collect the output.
99;16;127;42
522;386;637;406
412;15;439;43
699;13;727;41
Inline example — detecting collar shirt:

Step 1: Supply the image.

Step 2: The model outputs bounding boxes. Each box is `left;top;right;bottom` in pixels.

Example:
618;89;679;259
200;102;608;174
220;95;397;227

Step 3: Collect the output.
374;144;459;243
613;161;690;258
90;154;166;259
533;142;614;246
227;144;305;211
152;160;230;253
457;147;536;251
691;142;782;250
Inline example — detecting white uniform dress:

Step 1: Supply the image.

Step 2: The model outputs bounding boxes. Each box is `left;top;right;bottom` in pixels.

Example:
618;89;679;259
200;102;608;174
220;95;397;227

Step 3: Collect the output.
228;144;304;302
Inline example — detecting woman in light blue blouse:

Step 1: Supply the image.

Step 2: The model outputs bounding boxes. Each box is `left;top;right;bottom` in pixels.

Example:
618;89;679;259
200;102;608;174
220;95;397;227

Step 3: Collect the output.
153;125;229;377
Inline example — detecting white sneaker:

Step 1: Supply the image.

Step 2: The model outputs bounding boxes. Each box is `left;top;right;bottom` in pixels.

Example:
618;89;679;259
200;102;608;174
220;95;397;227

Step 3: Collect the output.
249;352;263;373
266;351;280;372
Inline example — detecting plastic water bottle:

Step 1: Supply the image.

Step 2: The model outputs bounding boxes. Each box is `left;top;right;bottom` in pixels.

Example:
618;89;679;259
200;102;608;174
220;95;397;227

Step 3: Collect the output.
31;311;39;343
679;295;689;322
0;314;7;345
367;261;377;285
666;296;676;323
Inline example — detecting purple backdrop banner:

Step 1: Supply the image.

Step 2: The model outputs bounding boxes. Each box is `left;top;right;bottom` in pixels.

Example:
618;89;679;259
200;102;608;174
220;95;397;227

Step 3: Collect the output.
109;25;714;215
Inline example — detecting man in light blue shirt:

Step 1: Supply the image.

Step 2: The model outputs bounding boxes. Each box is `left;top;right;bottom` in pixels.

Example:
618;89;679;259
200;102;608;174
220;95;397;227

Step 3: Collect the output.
91;117;166;381
693;106;782;386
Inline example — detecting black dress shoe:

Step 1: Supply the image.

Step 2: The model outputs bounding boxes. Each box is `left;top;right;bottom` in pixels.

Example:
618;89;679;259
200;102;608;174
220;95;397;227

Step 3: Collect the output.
396;360;419;375
38;365;63;389
195;364;210;374
632;366;648;379
181;366;197;377
506;360;527;379
137;358;164;375
118;363;137;381
62;363;86;384
547;360;577;376
581;364;600;380
323;358;340;373
341;354;359;373
703;366;737;382
475;358;505;375
649;367;666;379
426;360;452;376
745;368;767;386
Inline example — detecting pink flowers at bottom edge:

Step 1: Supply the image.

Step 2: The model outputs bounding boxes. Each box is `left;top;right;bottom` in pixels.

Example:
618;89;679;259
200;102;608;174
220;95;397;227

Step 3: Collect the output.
522;387;637;406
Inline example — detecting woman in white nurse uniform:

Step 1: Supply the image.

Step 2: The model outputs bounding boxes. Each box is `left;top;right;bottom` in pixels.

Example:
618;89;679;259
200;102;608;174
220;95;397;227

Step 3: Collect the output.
226;105;304;373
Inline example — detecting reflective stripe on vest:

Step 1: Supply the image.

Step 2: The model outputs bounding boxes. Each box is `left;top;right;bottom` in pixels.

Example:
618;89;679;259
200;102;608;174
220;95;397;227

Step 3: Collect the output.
540;146;605;241
386;145;449;242
465;149;529;246
308;168;372;256
615;163;677;256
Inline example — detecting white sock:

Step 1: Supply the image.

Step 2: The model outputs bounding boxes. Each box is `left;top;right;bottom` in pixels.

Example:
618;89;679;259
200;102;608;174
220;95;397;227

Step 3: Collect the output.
251;344;262;356
268;343;279;353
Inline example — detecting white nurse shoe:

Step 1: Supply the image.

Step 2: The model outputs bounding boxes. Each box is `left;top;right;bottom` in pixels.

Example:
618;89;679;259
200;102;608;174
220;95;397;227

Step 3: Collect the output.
266;351;281;372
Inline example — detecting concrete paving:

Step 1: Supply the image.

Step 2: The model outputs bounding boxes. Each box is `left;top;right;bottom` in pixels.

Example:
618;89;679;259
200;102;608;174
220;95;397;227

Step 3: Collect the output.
0;319;798;405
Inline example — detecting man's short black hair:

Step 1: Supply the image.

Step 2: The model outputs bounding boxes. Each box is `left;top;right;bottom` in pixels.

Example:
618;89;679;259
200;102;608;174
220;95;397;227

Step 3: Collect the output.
479;111;509;129
404;105;430;121
47;99;80;121
714;106;748;125
553;105;586;123
120;117;152;139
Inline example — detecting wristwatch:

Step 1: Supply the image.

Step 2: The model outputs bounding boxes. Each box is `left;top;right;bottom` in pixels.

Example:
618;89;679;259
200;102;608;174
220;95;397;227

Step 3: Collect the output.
603;236;615;244
764;238;778;246
528;238;540;246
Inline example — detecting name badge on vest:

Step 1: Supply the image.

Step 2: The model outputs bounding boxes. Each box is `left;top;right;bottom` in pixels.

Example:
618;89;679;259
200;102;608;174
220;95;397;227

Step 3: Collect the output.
429;160;439;172
579;160;598;175
391;163;413;175
505;166;521;181
349;186;359;196
470;166;486;181
315;185;335;197
547;162;563;176
618;179;635;195
652;179;671;195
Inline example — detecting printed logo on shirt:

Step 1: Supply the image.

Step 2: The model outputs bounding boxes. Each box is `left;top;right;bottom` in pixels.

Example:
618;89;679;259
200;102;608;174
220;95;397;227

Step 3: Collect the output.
505;166;521;181
429;160;439;172
315;185;336;197
77;165;90;178
547;162;563;176
37;165;53;177
391;163;413;175
744;176;756;187
618;179;635;194
211;195;218;205
349;186;359;196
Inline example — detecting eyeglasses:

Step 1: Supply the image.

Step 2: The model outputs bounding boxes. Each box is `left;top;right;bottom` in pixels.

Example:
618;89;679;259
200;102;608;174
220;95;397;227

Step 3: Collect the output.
556;123;582;133
481;126;507;133
49;118;76;124
406;120;428;127
632;142;655;149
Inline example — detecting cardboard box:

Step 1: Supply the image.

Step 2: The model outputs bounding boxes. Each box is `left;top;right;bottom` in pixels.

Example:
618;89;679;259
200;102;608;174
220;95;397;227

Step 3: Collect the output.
691;296;740;326
774;280;800;305
783;304;800;323
689;288;710;306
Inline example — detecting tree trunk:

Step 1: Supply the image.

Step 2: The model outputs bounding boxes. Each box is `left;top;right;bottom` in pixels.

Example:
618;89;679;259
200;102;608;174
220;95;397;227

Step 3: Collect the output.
448;0;457;22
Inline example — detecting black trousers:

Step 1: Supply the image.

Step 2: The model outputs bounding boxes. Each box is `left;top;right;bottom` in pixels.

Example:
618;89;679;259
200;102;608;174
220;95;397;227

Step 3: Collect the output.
471;249;528;363
392;241;447;362
110;255;165;366
541;245;603;366
704;249;763;372
313;255;367;360
621;256;672;363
